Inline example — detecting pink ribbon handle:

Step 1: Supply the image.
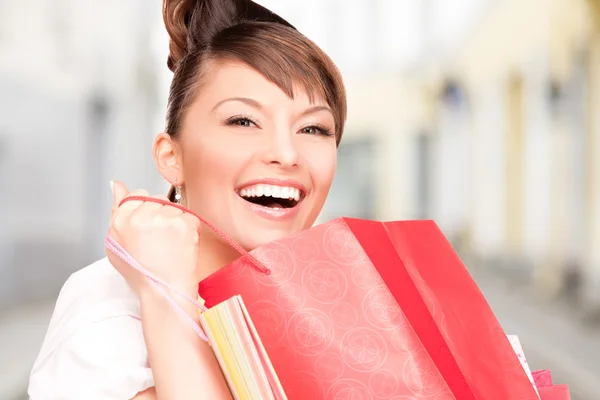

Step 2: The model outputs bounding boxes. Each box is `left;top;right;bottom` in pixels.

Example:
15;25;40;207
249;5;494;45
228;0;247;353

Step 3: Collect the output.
105;234;209;342
119;196;271;275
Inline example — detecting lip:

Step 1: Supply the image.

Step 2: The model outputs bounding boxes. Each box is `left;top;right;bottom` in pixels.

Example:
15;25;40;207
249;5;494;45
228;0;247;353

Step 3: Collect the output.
238;198;301;221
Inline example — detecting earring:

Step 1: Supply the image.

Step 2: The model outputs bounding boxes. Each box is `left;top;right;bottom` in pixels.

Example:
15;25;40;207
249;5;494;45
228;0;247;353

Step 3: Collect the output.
174;178;183;204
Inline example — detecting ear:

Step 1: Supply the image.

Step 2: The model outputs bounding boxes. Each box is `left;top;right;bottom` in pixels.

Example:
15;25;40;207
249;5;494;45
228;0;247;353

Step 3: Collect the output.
153;132;183;186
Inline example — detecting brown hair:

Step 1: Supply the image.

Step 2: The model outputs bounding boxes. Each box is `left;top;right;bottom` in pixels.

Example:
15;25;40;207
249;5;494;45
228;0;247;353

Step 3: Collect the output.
163;0;347;201
162;0;346;138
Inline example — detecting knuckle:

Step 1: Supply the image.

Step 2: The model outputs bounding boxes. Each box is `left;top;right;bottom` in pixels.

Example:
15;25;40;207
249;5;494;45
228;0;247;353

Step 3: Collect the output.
161;215;186;234
173;217;190;234
183;214;201;228
111;213;126;232
129;213;151;231
128;214;143;229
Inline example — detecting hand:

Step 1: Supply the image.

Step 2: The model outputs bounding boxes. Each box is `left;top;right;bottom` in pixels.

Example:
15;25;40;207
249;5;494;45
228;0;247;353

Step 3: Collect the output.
105;180;201;299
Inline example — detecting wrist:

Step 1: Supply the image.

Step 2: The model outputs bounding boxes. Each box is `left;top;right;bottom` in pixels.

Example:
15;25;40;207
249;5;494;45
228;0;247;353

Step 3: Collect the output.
138;275;198;299
139;281;200;317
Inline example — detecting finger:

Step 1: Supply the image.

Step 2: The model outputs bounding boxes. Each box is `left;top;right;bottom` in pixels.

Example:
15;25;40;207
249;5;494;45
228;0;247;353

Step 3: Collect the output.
118;189;151;216
181;211;202;232
111;180;130;217
146;193;171;208
130;200;164;223
160;203;184;218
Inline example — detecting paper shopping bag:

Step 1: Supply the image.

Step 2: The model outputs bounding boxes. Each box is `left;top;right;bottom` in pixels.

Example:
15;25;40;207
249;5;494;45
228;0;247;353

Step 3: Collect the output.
531;370;570;400
508;335;540;397
199;218;541;399
533;370;553;387
105;227;286;400
198;295;286;400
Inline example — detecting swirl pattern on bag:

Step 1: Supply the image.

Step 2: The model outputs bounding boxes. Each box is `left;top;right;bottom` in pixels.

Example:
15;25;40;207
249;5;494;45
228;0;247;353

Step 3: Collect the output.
291;236;321;262
314;352;346;382
276;283;307;312
287;309;335;356
391;326;421;355
329;302;359;330
351;262;384;289
340;328;388;372
198;218;541;399
368;369;400;398
363;286;405;330
303;261;348;304
326;379;373;400
251;242;296;285
323;222;365;264
403;351;447;397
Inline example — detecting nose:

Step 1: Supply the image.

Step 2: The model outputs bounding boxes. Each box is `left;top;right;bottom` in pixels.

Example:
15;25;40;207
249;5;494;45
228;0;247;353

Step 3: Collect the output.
261;128;300;169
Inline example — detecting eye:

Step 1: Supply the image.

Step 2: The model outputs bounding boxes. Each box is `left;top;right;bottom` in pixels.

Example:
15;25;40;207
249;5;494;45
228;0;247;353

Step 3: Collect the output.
300;125;334;137
226;116;258;128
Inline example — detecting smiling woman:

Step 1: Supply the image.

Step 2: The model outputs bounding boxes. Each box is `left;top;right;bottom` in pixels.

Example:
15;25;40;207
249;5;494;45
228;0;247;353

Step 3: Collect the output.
27;0;347;399
158;59;341;250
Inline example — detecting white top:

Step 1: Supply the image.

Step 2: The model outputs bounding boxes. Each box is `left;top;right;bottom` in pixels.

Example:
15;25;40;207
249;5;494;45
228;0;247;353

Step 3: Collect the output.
28;258;154;400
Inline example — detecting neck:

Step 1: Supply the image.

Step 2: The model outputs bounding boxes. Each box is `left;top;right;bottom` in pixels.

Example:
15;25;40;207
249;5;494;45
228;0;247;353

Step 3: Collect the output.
195;230;241;282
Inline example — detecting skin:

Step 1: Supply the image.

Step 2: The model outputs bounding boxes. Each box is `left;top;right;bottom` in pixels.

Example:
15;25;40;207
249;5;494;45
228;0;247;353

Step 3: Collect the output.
106;60;338;399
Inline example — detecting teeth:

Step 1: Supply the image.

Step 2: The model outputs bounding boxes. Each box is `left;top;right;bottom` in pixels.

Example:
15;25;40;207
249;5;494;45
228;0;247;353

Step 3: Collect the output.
239;184;301;201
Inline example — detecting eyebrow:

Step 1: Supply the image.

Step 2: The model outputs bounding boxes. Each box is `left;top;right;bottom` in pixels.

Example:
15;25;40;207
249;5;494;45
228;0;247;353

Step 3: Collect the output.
212;97;333;118
300;105;333;118
212;97;263;113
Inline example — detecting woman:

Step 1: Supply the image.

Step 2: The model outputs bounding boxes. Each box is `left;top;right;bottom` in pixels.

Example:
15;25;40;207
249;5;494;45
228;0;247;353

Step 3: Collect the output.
28;0;346;398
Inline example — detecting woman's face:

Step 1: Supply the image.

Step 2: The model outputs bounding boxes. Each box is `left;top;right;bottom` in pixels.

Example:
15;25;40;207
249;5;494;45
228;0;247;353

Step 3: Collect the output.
157;61;337;251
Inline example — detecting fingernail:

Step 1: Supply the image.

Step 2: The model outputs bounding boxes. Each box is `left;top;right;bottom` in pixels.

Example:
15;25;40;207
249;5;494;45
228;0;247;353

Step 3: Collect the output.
110;180;114;194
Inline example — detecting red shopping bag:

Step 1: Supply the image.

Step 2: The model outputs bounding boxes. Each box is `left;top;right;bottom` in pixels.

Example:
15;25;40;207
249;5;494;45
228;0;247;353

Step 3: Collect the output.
199;218;540;399
533;370;553;387
532;370;571;400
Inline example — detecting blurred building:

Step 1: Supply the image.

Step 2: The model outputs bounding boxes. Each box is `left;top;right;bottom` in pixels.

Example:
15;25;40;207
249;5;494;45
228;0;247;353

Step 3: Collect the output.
323;0;600;315
314;0;486;224
434;0;600;313
2;0;596;314
0;0;169;311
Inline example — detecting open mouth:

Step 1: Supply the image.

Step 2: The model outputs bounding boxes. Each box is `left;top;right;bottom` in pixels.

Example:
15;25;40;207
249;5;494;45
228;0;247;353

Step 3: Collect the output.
238;184;304;209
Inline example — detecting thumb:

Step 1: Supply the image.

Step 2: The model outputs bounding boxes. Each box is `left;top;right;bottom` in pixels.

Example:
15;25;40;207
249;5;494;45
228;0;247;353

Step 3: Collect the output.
111;180;130;212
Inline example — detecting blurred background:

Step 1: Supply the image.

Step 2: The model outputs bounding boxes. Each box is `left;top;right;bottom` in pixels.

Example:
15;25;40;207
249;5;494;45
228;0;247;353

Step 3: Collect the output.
1;0;599;398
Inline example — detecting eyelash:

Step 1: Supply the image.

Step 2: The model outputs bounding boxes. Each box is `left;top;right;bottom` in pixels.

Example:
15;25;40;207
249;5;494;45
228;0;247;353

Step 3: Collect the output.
225;116;334;137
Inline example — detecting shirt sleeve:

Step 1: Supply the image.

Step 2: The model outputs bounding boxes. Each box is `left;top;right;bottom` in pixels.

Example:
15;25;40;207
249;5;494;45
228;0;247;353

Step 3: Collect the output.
28;259;155;400
28;313;154;400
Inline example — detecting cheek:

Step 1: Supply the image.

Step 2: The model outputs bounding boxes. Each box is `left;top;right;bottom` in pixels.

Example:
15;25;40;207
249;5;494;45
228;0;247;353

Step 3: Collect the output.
306;145;337;196
181;139;245;203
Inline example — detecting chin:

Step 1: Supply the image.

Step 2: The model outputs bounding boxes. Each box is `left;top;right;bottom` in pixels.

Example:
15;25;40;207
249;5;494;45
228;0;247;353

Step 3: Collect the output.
236;226;302;251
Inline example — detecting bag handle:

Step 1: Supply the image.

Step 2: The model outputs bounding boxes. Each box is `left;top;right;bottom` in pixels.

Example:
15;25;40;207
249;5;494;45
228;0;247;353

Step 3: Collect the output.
105;234;210;342
104;195;272;343
119;196;271;275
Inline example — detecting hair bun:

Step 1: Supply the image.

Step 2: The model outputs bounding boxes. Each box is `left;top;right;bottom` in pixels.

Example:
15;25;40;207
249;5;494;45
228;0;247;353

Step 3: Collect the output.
163;0;295;72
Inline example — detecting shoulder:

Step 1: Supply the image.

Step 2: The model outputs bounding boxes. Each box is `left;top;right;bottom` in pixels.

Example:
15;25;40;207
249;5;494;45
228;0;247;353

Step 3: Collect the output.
55;257;140;319
28;258;154;399
41;257;141;344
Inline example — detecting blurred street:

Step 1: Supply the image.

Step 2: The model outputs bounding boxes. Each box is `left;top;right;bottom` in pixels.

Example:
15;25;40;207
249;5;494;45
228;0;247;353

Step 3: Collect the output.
472;267;600;400
2;0;600;398
2;264;599;400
